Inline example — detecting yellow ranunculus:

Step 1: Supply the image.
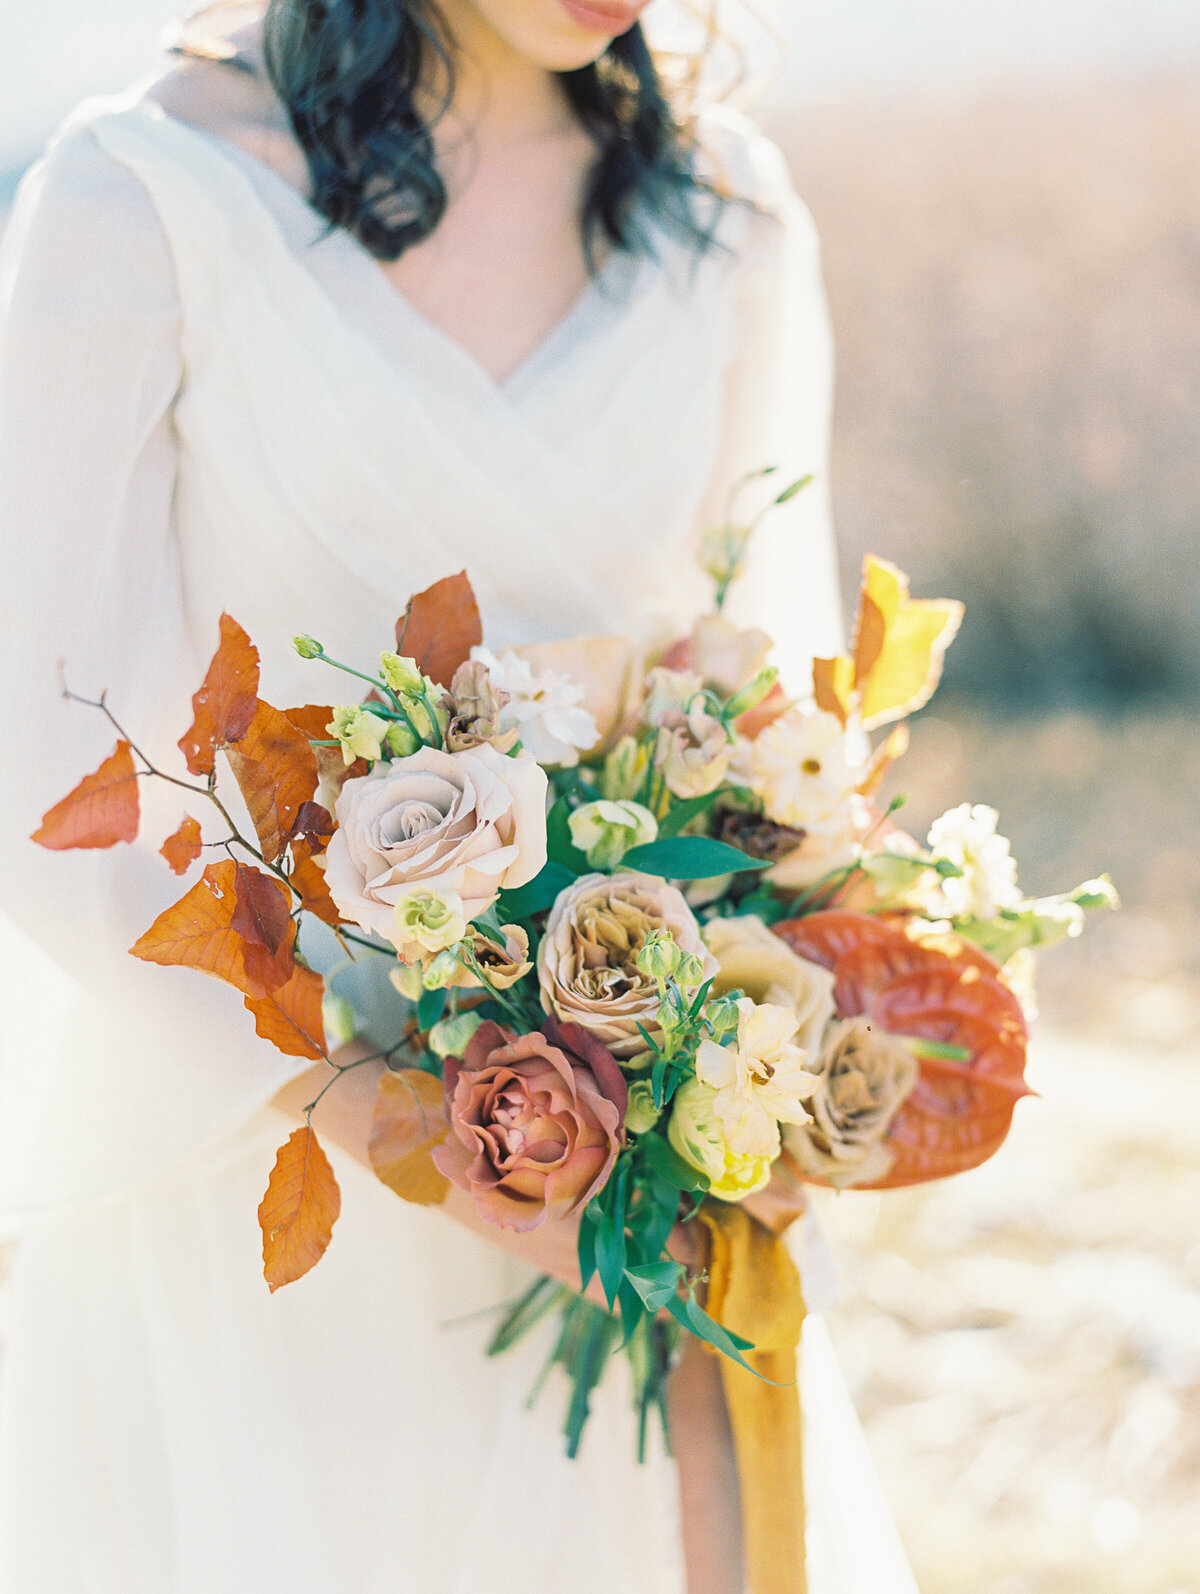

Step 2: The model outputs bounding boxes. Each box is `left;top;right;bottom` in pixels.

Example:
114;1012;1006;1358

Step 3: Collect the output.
668;1077;776;1202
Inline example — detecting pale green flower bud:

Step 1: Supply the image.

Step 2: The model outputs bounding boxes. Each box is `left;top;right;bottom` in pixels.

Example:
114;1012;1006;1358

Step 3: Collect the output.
724;666;779;721
636;929;682;983
698;522;752;590
385;720;421;758
601;735;650;802
379;651;425;695
675;952;708;990
428;1011;484;1059
704;992;742;1040
624;1079;661;1135
389;964;425;1003
421;948;464;989
400;691;448;747
321;993;357;1047
569;799;658;871
293;634;324;660
327;704;391;766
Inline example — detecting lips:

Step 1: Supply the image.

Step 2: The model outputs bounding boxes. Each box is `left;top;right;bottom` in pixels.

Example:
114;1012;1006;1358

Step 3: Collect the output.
558;0;650;36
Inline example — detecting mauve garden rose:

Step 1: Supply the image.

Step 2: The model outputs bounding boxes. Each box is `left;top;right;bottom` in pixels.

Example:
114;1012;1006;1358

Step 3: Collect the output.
321;744;547;961
433;1018;627;1231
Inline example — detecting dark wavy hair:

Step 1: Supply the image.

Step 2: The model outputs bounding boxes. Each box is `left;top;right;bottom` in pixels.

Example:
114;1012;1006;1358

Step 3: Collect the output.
235;1;718;264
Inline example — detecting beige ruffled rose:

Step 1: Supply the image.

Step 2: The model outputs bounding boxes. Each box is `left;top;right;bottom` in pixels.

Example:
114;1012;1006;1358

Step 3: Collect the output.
537;871;717;1058
446;925;532;991
704;914;835;1064
323;745;547;959
784;1018;918;1189
686;616;773;696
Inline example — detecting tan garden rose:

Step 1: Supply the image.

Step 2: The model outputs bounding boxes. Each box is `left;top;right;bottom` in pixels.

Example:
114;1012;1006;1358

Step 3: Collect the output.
784;1018;919;1189
322;744;547;960
704;914;836;1064
432;1018;627;1231
537;872;717;1058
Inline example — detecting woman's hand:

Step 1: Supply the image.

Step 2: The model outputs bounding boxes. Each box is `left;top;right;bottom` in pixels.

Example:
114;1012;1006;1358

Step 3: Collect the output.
270;1047;604;1300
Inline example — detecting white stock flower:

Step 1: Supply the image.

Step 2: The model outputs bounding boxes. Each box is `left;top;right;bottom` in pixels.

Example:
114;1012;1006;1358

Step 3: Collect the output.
733;707;862;832
470;647;599;767
695;998;821;1157
926;803;1022;920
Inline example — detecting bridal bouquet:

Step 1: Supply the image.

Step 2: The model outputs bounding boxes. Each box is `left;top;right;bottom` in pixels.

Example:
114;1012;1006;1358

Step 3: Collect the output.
35;475;1113;1476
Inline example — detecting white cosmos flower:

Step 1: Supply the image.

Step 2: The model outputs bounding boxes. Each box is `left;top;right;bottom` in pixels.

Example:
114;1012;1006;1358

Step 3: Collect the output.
926;803;1022;920
732;706;862;832
470;647;599;767
695;998;821;1157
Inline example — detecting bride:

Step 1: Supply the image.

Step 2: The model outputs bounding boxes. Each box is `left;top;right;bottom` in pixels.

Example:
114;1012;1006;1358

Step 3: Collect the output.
0;2;919;1590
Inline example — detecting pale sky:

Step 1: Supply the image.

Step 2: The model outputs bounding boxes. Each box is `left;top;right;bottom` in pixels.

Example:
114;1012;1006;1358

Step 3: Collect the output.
4;0;1200;175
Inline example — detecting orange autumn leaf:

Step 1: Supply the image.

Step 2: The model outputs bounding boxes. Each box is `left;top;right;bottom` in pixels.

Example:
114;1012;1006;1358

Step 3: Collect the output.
244;964;327;1060
131;859;275;999
773;911;1029;1187
32;740;140;851
289;840;344;926
160;814;203;875
368;1068;450;1206
851;557;963;729
259;1127;341;1291
178;613;260;776
395;571;482;690
225;699;320;863
230;863;295;993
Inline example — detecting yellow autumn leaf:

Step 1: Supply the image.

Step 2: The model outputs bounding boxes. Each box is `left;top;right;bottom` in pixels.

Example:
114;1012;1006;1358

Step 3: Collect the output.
852;557;963;728
811;654;855;726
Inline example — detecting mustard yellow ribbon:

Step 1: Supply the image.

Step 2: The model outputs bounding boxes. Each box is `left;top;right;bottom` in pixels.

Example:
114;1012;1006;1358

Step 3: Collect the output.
699;1201;808;1594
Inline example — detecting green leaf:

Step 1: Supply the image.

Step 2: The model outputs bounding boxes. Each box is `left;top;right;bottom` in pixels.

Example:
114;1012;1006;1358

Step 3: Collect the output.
658;790;723;838
625;1260;686;1313
667;1294;772;1381
546;797;591;874
486;1275;573;1357
594;1168;629;1309
774;472;813;506
416;986;447;1031
497;860;575;921
622;837;769;881
639;1132;710;1194
577;1202;600;1293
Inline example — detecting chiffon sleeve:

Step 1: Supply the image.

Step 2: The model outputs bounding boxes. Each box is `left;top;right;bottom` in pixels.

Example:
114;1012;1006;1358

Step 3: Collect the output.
0;128;311;1221
700;114;846;685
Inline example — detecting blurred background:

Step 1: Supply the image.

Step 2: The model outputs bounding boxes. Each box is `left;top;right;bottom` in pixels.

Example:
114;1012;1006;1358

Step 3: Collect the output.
2;4;1198;1591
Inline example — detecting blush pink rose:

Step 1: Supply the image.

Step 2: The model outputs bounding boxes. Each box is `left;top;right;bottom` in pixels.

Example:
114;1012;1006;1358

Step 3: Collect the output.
432;1018;627;1232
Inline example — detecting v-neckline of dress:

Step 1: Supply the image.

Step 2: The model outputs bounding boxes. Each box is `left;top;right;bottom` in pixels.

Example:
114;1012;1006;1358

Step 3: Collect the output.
134;97;650;405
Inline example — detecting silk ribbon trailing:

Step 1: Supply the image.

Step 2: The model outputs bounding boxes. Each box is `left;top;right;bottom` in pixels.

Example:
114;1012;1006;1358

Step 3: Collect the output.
699;1202;808;1594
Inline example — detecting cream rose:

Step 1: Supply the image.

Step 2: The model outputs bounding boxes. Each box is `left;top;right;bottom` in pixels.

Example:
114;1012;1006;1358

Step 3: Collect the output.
784;1018;918;1189
537;871;717;1059
322;745;548;960
704;914;836;1064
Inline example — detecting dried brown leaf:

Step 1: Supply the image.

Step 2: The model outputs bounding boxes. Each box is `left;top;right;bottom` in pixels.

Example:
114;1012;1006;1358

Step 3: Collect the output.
258;1127;341;1291
160;814;203;875
225;699;320;863
244;964;327;1059
396;571;482;690
368;1068;450;1206
178;614;260;777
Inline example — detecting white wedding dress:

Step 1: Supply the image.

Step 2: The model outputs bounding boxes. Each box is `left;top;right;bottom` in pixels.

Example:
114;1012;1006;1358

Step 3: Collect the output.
0;90;919;1594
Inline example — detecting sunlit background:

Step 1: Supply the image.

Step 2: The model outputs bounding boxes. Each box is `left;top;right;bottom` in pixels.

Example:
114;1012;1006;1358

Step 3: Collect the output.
2;5;1198;1592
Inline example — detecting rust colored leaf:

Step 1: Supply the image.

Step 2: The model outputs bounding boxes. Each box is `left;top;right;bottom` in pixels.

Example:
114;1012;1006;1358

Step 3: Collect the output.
289;840;345;927
290;801;335;844
225;699;320;863
258;1127;341;1291
773;910;1029;1187
160;814;203;875
244;964;328;1059
32;740;140;851
179;613;260;776
852;592;888;686
368;1068;450;1206
395;571;482;689
131;859;272;998
231;863;295;993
